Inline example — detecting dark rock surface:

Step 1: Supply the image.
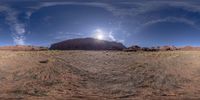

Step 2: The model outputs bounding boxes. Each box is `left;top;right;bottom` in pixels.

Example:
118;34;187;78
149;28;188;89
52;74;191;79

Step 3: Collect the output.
124;45;141;52
50;38;126;50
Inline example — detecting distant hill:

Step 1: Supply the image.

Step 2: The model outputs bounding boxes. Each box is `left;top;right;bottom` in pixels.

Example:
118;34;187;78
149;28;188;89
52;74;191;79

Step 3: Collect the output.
0;45;48;51
50;38;126;50
179;46;200;51
125;45;200;52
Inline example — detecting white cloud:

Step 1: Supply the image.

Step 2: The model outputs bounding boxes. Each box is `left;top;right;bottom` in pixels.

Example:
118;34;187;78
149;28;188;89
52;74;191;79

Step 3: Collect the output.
54;31;85;40
108;31;116;41
2;1;200;45
92;28;118;41
15;24;26;34
139;17;199;31
28;1;200;18
13;35;25;45
118;39;125;43
25;11;33;19
0;5;27;45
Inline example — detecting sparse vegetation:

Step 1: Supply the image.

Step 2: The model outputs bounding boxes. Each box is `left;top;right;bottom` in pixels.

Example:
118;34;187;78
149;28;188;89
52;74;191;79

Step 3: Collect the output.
0;51;200;99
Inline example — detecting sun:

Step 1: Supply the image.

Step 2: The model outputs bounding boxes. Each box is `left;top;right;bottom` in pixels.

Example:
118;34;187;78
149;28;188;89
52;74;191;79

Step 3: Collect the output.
96;34;104;40
94;29;105;40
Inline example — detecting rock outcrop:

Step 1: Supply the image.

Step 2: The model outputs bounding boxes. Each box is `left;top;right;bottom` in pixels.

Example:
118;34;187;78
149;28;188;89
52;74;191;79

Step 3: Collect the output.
159;46;179;51
0;45;48;51
125;45;179;52
124;45;141;52
142;47;159;51
125;45;160;52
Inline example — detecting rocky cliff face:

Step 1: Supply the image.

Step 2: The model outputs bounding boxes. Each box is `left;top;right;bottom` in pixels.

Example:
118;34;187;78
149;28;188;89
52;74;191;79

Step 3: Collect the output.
50;38;126;50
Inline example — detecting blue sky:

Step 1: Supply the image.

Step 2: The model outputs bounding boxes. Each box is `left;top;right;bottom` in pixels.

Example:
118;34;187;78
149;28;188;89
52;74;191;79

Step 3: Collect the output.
1;0;200;47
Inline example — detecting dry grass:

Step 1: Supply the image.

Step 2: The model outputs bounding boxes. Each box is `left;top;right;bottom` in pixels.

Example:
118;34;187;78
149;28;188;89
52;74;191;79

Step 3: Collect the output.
0;51;199;99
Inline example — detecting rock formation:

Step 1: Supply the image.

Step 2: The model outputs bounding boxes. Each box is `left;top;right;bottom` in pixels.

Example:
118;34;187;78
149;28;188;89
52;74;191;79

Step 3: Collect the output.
50;38;126;50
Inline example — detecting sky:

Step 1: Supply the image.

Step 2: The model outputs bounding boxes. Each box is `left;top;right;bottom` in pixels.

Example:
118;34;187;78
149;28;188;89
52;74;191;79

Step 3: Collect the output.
1;0;200;47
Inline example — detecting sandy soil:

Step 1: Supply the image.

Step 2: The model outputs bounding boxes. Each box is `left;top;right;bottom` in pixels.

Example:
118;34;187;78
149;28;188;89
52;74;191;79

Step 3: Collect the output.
0;51;200;100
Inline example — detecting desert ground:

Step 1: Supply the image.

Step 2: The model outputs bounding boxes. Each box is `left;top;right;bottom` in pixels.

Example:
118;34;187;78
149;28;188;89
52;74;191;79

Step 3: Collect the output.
0;51;200;100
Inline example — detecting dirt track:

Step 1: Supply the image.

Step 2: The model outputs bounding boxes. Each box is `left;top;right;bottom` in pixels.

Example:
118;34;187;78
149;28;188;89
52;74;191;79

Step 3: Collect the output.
0;51;200;100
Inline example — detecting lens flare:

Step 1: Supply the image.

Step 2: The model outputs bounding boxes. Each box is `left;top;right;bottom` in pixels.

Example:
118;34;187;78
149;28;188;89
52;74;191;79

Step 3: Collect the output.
96;34;104;40
95;29;105;40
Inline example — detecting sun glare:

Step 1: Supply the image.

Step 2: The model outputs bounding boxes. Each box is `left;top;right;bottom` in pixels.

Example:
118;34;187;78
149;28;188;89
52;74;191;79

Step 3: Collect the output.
94;29;105;40
97;34;104;40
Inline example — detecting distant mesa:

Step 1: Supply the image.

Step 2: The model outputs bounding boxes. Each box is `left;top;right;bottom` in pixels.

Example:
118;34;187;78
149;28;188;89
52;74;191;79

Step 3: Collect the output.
0;45;48;51
158;46;200;51
50;38;126;50
159;46;179;51
179;46;200;51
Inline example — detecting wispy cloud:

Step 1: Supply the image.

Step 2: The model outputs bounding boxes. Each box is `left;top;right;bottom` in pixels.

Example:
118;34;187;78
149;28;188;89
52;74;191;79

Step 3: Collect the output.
53;31;86;40
0;5;27;45
4;1;200;45
34;1;200;32
138;17;198;31
108;31;116;41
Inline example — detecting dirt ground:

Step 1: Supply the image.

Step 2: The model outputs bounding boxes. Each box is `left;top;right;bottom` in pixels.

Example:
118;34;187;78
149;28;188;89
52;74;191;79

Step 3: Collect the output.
0;51;200;100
